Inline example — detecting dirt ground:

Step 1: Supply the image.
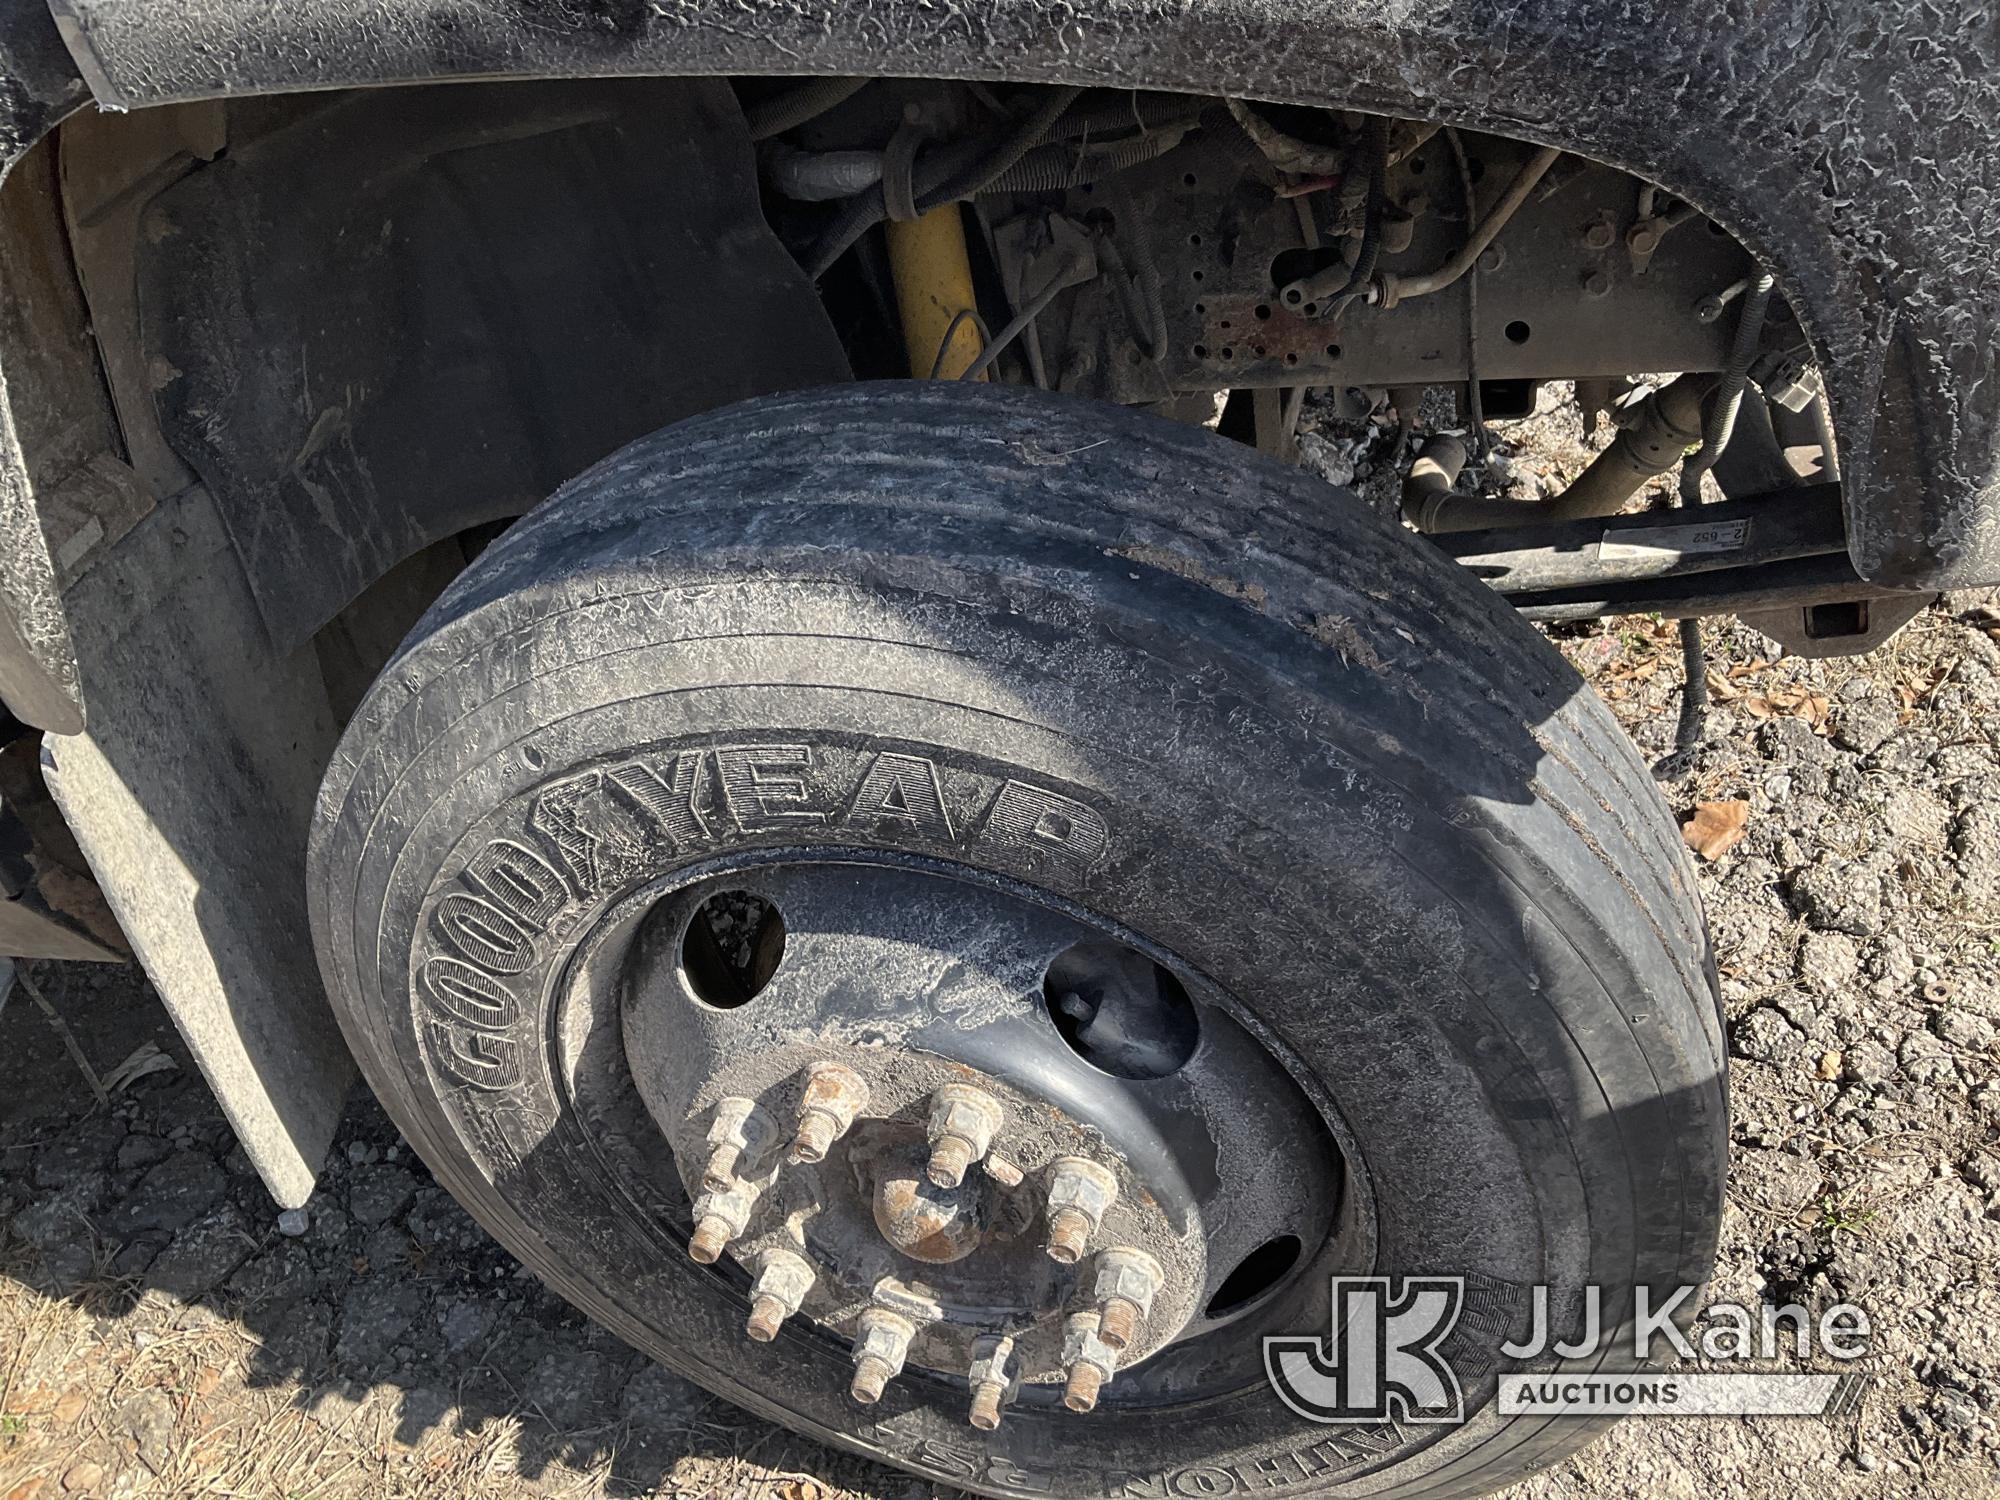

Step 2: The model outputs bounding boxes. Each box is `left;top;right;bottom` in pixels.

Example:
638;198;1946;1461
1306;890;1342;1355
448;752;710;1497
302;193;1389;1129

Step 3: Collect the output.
3;390;1999;1499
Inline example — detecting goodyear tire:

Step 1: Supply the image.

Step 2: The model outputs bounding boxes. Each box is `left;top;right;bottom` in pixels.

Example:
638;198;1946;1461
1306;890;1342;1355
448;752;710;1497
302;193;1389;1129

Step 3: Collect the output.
308;382;1726;1500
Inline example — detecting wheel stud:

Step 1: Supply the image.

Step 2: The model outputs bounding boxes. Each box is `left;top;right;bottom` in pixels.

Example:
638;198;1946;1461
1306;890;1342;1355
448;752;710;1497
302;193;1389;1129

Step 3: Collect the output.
689;1215;732;1264
965;1334;1014;1431
1091;1247;1164;1351
924;1083;1005;1189
789;1062;869;1164
1043;1157;1118;1264
848;1307;915;1404
703;1095;776;1191
744;1249;815;1342
1061;1312;1117;1413
687;1180;759;1264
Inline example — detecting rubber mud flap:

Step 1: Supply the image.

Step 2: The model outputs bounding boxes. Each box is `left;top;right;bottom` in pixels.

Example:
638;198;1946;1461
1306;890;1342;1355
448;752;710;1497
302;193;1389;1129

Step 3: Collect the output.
308;382;1726;1500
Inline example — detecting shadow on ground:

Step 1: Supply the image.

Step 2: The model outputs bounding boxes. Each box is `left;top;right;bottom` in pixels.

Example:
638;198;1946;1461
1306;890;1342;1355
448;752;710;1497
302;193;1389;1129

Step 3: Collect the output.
0;960;923;1497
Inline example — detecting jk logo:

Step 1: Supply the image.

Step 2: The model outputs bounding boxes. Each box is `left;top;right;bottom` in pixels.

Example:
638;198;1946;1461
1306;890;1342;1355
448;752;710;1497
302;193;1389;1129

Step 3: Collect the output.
1264;1277;1467;1424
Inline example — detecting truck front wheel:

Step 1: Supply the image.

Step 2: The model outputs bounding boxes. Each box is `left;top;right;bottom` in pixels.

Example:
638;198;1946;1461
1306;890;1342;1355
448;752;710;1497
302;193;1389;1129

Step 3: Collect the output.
308;383;1725;1500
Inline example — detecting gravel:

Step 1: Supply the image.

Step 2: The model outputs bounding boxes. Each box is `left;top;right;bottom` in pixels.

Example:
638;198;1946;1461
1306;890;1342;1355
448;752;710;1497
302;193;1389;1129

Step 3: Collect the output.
1;389;1996;1495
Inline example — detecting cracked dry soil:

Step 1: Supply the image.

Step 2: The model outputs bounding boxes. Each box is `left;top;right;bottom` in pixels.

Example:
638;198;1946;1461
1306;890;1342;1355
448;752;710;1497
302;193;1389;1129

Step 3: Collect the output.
3;398;1998;1498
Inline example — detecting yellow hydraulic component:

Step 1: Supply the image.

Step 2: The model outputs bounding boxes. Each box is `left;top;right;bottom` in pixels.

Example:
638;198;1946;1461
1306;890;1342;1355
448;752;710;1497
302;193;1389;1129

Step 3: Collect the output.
886;206;986;381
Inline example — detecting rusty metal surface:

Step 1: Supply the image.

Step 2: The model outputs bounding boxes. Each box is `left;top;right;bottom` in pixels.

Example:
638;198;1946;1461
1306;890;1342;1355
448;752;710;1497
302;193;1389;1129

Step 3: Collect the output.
1025;134;1752;402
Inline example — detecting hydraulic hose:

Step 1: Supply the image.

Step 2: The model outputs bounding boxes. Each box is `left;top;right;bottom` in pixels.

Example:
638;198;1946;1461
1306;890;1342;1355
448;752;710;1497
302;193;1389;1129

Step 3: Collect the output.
917;87;1086;210
1367;146;1560;307
1096;223;1169;361
804;87;1084;278
1671;269;1777;754
956;244;1096;383
1444;127;1487;459
1678;272;1777;506
766;144;886;202
1279;115;1390;315
977;126;1193;194
745;77;869;142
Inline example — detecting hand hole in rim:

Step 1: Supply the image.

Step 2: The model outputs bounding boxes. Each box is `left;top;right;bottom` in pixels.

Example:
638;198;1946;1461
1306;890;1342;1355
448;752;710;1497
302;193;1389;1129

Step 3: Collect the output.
1042;937;1199;1079
1205;1234;1303;1317
681;890;785;1008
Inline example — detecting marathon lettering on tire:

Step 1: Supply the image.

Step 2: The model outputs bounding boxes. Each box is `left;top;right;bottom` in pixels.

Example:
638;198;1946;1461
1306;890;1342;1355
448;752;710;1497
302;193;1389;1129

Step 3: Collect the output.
411;738;1110;1166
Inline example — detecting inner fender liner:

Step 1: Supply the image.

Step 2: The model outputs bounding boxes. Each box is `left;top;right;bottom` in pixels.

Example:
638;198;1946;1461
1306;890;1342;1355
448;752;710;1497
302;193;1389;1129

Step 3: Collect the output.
51;0;2000;592
132;76;850;654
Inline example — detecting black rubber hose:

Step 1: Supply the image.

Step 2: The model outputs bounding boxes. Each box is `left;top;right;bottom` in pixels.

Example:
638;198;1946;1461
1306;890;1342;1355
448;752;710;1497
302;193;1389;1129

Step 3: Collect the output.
977;126;1191;194
802;135;987;278
1669;269;1776;755
745;77;869;142
803;88;1083;278
1043;93;1204;141
957;250;1094;382
1671;618;1708;757
1679;271;1777;506
914;87;1085;211
1315;116;1391;319
1096;227;1169;361
1444;127;1486;460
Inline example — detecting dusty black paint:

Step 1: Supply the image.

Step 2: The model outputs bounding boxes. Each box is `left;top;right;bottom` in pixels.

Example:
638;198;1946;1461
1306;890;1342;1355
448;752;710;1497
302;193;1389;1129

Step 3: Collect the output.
41;0;2000;593
134;77;848;654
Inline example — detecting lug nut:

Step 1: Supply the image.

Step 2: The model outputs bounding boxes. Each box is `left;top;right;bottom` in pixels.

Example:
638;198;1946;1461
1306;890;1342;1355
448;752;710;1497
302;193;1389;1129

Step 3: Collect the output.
1091;1247;1165;1351
788;1062;869;1164
745;1249;815;1342
924;1084;1005;1188
704;1096;778;1191
849;1308;915;1405
1043;1157;1118;1265
1061;1312;1117;1413
687;1180;760;1264
965;1334;1014;1432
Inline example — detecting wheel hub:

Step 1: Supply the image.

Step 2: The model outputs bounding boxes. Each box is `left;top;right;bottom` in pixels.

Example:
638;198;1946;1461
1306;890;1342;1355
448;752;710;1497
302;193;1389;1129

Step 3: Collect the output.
619;859;1340;1427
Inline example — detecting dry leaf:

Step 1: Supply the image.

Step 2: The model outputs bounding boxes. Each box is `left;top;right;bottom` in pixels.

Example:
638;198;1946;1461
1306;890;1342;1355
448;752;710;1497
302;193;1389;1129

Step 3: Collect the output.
1815;1050;1843;1081
1683;800;1751;861
1744;696;1774;719
103;1041;178;1095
